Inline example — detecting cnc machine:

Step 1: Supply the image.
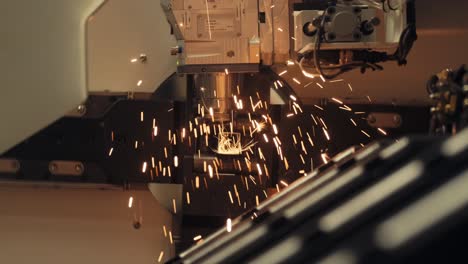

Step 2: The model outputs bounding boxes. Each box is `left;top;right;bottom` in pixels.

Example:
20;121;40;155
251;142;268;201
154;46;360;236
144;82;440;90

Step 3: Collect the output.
0;0;467;263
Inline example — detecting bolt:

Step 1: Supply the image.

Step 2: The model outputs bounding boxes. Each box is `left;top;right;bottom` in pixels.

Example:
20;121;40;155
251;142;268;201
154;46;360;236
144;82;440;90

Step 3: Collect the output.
77;105;86;115
139;54;147;63
75;164;83;173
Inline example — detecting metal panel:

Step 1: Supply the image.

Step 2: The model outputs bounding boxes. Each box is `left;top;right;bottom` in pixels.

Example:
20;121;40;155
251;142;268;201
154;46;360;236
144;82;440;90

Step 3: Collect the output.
0;0;105;154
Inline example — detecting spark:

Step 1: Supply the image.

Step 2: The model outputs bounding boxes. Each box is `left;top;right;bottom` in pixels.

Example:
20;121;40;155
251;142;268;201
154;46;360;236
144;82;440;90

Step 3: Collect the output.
134;141;138;149
209;107;214;117
108;147;114;157
273;124;279;135
307;132;314;147
140;111;144;122
332;97;343;104
270;4;275;8
172;198;177;214
302;70;316;79
320;75;326;82
348;83;353;91
316;83;324;89
169;231;173;244
142;162;147;173
186;192;191;204
378;128;388;135
226;218;232;232
289;95;297;101
277;27;283;32
208;164;213;178
195;176;200;189
301;141;308;154
157;251;164;262
287;60;295;65
225;68;229;75
292;78;301;85
163;225;167;237
314;105;324;110
329;79;344;83
355;112;366;115
350;118;357;126
319;118;328;129
367;95;372;102
130;58;138;63
153;126;158;136
280;180;289;187
263;134;269;143
128;197;133;208
193;235;202;241
339;105;353;111
256;163;263;176
361;130;371;138
321;153;329;164
286;113;294;118
256;195;260;206
323;127;330;141
228;191;234;204
137;80;143;87
279;70;287;76
174;156;179;168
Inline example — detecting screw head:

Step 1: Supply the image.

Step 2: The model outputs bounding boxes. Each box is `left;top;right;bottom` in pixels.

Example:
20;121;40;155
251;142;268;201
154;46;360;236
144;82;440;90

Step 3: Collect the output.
77;105;86;115
139;54;147;63
49;163;57;172
75;164;83;173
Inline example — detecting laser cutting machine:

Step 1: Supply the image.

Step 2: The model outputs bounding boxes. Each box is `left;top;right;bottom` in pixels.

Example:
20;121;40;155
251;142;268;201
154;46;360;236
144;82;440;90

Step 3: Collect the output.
0;0;467;263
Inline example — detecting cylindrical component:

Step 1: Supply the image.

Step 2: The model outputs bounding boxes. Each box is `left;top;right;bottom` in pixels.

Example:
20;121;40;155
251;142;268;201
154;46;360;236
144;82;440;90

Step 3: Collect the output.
193;73;244;122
